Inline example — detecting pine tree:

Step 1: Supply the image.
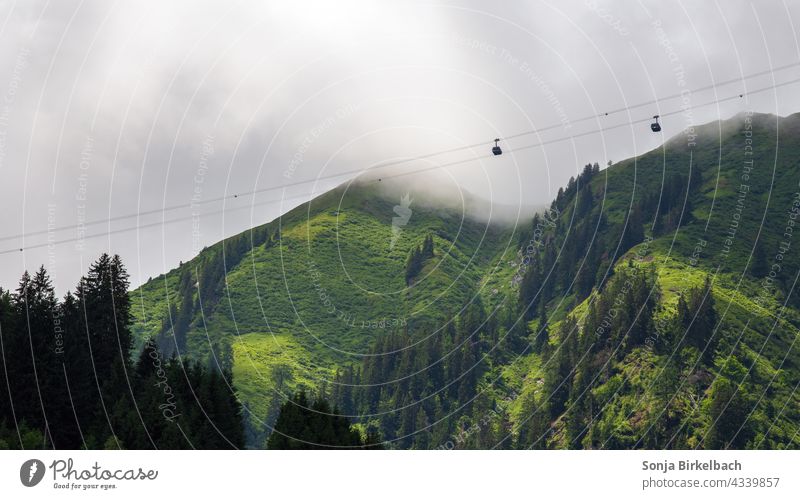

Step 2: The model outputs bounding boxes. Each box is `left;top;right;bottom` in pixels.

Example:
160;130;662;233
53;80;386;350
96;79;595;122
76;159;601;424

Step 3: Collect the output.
566;355;593;449
173;269;195;353
677;276;718;363
576;184;593;218
543;317;578;418
705;358;753;449
10;268;59;445
575;260;595;299
405;247;422;285
518;257;541;321
516;391;549;449
413;407;431;449
421;234;435;259
267;391;364;449
60;290;94;449
72;254;136;445
0;287;12;427
621;203;644;252
532;301;549;353
751;240;768;278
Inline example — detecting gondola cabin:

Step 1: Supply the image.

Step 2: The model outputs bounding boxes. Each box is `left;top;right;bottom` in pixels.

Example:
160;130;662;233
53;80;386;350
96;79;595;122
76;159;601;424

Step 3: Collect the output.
492;138;502;155
650;115;661;132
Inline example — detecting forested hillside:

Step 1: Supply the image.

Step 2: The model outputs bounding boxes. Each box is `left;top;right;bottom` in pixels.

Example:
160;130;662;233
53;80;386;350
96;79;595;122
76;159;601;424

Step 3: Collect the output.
3;112;799;450
129;182;516;446
495;111;800;449
134;111;800;449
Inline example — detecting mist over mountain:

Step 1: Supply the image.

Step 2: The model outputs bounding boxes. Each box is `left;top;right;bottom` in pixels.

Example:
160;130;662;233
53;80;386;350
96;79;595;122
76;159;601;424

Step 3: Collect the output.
5;0;800;299
5;8;800;499
117;111;800;449
2;111;799;449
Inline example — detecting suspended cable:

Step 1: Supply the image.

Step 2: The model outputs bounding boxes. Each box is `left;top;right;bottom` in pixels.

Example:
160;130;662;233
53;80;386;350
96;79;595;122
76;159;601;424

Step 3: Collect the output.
0;191;317;256
2;70;800;254
5;61;799;246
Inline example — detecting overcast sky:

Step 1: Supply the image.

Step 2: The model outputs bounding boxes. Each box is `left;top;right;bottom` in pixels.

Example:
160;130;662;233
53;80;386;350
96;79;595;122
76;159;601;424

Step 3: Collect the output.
1;0;799;293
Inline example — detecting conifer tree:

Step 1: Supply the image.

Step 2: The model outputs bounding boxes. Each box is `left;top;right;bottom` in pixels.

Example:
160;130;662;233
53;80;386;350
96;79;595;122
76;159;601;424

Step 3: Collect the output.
677;276;718;363
405;247;422;285
532;301;549;353
267;391;365;449
518;257;541;321
421;234;435;259
543;317;579;418
751;240;769;278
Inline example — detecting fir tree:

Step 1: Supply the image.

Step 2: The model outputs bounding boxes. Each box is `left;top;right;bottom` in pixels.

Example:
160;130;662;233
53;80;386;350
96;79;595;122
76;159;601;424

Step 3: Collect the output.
751;239;769;278
532;301;549;353
677;276;718;363
267;391;366;449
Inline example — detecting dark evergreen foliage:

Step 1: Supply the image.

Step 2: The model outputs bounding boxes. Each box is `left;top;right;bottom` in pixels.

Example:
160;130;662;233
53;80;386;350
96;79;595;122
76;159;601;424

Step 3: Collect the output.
266;391;375;449
676;276;718;363
405;234;436;285
0;254;245;449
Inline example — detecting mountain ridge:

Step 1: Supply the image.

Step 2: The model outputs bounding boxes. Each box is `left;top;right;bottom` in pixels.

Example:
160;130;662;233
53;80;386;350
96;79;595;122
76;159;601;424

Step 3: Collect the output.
130;111;800;448
131;176;518;444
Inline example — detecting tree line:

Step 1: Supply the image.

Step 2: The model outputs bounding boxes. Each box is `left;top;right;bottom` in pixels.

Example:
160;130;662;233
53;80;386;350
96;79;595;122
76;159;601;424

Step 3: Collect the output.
0;254;244;449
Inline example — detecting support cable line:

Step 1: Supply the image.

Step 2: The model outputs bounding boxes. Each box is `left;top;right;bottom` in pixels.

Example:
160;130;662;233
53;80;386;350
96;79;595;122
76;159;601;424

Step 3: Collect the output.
2;71;800;255
3;62;799;247
0;191;315;256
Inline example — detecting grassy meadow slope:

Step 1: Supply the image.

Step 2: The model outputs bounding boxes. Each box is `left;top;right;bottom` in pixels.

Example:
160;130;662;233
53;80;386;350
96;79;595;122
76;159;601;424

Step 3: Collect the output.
130;181;516;441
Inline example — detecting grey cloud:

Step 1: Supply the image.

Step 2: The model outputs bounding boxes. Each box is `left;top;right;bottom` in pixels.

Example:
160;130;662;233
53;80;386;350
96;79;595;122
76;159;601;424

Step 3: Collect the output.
0;0;798;291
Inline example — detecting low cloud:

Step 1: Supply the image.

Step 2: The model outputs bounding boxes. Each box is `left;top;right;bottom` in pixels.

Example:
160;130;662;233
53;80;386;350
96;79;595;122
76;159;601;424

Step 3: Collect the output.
0;0;798;290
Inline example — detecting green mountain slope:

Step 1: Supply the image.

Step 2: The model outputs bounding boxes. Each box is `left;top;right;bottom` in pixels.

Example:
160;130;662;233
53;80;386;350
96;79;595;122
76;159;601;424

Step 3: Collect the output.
130;181;516;444
504;111;800;449
131;111;800;449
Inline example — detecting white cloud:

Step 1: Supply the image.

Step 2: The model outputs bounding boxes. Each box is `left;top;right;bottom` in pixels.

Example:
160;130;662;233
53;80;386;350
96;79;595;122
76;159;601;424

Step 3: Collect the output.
0;0;798;291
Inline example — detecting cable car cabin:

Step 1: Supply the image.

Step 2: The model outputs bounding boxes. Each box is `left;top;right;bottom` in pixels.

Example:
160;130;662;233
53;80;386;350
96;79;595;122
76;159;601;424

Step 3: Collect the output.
492;138;502;155
650;115;661;132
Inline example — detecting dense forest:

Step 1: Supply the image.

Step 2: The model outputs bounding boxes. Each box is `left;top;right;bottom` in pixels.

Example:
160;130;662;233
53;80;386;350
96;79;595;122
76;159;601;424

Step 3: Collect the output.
0;254;244;449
